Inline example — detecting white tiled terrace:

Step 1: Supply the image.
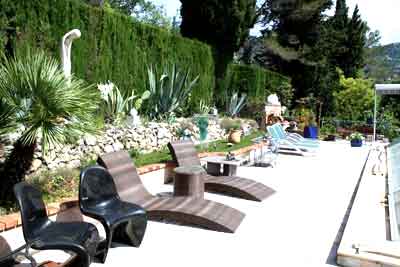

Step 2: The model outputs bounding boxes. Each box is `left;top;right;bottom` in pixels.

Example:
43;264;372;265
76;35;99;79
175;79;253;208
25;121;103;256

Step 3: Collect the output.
1;141;378;267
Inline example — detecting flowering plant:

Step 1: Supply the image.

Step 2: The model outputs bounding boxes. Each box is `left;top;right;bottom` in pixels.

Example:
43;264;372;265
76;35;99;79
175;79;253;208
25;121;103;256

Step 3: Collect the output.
98;81;114;100
350;132;364;141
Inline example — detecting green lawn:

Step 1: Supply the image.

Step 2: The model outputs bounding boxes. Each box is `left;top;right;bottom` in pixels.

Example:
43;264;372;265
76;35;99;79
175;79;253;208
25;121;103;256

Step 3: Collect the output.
0;130;264;215
133;130;264;167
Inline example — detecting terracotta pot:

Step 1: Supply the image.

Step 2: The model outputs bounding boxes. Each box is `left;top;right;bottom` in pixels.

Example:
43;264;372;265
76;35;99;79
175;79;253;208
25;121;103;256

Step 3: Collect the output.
228;130;242;144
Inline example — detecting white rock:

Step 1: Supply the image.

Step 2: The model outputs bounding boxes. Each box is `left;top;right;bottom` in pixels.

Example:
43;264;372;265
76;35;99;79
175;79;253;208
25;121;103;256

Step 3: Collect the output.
60;154;72;163
84;134;97;146
67;159;81;169
30;159;42;172
43;151;56;163
93;146;102;155
104;145;114;153
157;127;170;139
113;141;124;151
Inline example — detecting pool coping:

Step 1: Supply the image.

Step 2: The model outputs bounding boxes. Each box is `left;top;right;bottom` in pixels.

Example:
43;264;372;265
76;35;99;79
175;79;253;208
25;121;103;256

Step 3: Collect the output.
336;145;400;267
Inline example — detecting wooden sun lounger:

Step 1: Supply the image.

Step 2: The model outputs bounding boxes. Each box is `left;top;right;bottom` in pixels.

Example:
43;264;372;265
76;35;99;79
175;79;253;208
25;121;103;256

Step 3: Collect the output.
97;151;245;233
167;140;275;202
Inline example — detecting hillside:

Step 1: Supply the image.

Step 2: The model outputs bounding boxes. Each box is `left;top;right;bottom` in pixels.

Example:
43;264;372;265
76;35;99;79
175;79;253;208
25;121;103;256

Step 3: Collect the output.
365;42;400;82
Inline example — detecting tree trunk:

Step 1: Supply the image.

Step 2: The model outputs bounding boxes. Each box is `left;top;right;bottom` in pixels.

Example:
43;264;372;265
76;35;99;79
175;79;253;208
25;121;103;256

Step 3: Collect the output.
0;140;36;205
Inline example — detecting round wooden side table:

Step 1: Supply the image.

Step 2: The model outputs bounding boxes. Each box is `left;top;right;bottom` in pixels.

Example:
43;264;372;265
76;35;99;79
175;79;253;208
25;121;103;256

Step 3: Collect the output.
173;166;205;199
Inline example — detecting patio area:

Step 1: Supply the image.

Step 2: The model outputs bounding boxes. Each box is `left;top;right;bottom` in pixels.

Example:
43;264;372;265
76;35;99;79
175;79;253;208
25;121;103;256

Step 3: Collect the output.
2;141;372;267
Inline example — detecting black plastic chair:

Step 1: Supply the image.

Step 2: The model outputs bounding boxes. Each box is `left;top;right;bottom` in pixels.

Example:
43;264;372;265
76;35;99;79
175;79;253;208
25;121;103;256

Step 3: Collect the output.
13;182;100;267
79;166;147;263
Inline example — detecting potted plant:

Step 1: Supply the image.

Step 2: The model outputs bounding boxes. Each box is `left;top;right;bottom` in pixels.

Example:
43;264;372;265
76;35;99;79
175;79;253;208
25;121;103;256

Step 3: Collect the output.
194;101;211;142
220;118;242;144
350;132;364;147
194;115;209;142
303;113;318;139
320;121;337;141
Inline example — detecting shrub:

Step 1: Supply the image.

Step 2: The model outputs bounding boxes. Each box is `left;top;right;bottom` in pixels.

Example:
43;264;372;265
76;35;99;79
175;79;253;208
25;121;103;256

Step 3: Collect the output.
333;74;375;121
220;118;241;131
377;109;400;140
28;168;79;203
320;121;336;136
0;0;215;110
224;64;293;109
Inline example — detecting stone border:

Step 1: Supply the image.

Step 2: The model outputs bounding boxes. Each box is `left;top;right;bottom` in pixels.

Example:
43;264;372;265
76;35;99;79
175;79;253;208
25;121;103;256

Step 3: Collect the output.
336;146;400;267
0;142;266;232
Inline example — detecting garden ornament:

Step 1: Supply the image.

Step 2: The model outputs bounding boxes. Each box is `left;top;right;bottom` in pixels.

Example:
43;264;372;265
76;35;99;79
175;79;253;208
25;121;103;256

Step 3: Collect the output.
61;29;81;80
267;94;280;106
127;108;141;127
211;107;218;116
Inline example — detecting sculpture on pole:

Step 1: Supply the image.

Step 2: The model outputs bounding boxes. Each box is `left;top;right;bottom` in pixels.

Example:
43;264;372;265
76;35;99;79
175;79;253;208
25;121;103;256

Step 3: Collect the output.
61;29;81;80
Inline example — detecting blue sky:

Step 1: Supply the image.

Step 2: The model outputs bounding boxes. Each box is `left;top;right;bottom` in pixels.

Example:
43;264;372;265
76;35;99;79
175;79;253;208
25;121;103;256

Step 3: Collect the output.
151;0;400;45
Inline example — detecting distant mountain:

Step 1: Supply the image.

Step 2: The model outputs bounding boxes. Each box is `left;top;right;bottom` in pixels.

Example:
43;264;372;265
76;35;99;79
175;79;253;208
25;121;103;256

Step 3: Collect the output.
384;43;400;61
365;42;400;82
384;43;400;73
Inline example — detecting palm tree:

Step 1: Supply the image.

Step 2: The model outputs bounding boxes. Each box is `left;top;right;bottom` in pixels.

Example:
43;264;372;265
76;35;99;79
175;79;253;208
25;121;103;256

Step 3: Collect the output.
0;51;100;204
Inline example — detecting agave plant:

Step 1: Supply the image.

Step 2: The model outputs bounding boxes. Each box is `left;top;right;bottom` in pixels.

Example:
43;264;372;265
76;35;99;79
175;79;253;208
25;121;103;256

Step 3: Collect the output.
227;92;247;118
0;51;100;203
147;64;199;120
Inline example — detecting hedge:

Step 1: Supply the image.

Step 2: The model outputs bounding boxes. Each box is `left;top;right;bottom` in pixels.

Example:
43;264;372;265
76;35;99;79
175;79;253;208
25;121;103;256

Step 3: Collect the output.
0;0;215;108
224;64;293;107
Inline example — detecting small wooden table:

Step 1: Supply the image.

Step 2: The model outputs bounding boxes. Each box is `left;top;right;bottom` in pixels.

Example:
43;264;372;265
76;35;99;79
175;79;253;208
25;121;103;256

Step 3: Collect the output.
202;156;246;176
173;166;205;198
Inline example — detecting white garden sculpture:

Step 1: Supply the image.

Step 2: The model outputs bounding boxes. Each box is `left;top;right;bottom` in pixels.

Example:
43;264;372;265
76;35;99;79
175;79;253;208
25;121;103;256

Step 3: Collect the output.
61;29;81;80
127;108;142;128
267;94;280;106
265;94;286;125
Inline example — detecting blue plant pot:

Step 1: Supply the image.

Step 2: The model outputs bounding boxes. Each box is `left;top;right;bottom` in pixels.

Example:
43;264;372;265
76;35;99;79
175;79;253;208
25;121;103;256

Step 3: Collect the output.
303;126;318;139
350;139;363;147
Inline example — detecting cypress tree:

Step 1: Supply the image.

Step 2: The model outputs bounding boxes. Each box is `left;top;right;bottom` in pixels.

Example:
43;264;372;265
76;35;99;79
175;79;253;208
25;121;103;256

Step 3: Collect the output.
330;3;367;77
344;5;367;77
333;0;348;28
180;0;257;101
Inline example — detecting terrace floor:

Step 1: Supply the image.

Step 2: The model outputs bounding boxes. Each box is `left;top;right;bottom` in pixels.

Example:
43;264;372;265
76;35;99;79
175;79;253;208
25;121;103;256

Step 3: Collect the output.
3;141;372;267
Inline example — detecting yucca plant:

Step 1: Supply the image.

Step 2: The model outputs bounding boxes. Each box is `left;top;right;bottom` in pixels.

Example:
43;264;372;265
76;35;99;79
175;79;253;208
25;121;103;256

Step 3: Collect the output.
227;92;247;118
0;51;100;203
147;64;199;120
